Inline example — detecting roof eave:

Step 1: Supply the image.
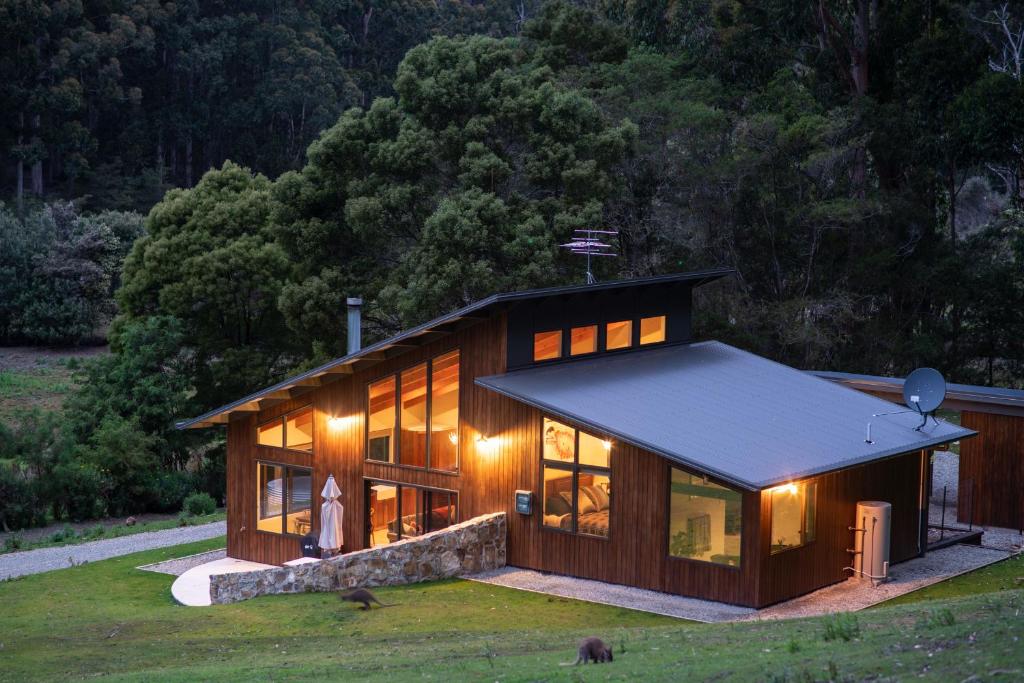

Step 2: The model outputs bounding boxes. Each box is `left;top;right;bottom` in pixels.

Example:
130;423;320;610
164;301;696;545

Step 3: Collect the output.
176;268;735;430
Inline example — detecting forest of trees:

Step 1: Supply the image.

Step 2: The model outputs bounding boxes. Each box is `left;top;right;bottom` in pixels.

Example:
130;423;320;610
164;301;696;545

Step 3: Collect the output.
2;0;1023;529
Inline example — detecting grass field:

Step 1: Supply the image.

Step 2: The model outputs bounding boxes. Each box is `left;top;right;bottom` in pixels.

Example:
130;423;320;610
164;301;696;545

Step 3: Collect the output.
0;346;106;425
1;539;1023;682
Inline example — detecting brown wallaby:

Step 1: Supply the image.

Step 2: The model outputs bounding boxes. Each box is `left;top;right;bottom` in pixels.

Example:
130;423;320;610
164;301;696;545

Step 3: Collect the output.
560;637;613;665
339;588;394;610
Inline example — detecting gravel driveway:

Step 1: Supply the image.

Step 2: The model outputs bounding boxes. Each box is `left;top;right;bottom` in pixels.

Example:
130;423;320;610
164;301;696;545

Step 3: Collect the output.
0;521;226;581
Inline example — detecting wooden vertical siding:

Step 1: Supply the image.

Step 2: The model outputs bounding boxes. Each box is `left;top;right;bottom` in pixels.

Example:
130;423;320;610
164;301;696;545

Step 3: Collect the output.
757;450;927;607
959;410;1024;530
224;312;928;607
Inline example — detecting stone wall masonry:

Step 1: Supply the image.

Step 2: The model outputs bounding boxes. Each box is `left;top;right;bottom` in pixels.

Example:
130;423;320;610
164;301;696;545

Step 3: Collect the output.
209;512;506;604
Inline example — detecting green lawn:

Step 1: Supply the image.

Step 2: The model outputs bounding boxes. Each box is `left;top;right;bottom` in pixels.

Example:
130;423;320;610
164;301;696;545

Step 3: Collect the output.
0;366;73;422
1;539;1023;682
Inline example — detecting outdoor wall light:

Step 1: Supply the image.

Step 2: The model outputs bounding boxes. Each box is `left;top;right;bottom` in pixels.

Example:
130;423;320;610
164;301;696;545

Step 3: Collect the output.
327;415;351;431
476;434;497;455
770;482;799;495
448;431;459;445
602;439;612;451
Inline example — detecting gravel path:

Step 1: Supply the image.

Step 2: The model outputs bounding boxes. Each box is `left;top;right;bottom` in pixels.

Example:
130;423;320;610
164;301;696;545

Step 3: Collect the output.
0;521;226;580
471;544;1011;623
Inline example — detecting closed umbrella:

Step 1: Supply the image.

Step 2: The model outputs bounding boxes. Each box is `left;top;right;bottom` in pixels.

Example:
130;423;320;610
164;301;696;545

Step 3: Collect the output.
318;474;344;556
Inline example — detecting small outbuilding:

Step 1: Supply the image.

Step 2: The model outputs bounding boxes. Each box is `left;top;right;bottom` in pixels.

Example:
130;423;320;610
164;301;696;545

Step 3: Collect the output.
179;271;972;607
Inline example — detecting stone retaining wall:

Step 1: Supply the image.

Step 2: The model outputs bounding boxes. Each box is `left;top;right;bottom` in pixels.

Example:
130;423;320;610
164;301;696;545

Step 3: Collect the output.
209;512;506;604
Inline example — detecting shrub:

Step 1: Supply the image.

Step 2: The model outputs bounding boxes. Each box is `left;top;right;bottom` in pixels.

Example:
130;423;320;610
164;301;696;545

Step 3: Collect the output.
150;470;198;513
84;525;105;539
47;525;78;544
182;492;216;517
0;463;47;531
3;536;23;551
821;612;860;642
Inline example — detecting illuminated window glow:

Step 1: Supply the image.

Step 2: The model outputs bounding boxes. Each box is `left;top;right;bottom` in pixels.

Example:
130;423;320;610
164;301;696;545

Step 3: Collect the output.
770;481;816;553
533;330;562;361
639;316;666;345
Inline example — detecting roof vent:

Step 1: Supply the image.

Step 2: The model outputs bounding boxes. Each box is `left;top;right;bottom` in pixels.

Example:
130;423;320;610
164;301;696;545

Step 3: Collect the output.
347;297;362;355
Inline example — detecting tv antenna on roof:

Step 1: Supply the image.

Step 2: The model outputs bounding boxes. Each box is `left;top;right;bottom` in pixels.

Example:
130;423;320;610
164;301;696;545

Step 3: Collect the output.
872;367;947;431
560;228;619;284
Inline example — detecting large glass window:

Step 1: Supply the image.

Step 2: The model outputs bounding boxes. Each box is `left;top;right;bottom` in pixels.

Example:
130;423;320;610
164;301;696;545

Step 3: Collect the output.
430;350;460;471
399;363;428;467
639;315;666;345
668;468;742;567
285;407;313;452
366;351;460;471
367;376;397;463
542;417;611;538
770;481;816;553
257;407;313;452
533;330;562;361
366;480;458;546
257;462;312;535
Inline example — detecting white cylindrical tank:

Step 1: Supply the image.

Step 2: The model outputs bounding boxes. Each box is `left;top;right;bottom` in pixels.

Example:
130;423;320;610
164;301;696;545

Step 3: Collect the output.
853;501;891;585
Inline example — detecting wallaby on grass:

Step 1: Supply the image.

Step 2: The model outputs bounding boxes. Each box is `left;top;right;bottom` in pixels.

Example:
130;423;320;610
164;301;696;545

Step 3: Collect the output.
339;588;394;610
560;637;613;665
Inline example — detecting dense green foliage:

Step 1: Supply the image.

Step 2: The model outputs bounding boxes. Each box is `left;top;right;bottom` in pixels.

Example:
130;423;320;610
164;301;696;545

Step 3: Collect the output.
3;0;1024;529
0;203;141;344
0;0;538;212
1;539;1023;681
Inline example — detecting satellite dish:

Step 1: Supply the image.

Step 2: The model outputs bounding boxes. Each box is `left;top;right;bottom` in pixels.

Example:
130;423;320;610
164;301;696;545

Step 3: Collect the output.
903;367;946;430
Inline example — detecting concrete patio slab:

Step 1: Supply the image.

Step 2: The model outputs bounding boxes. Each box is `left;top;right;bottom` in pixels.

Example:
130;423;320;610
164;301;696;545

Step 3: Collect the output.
171;557;275;607
470;543;1012;623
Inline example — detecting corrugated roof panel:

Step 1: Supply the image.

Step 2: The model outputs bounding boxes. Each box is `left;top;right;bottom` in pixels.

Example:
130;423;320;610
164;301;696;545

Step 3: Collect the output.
475;341;974;490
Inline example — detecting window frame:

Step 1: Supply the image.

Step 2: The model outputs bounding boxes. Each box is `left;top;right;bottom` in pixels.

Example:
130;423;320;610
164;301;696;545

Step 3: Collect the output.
255;460;314;538
363;477;460;546
255;405;315;454
539;416;612;540
363;350;461;473
768;480;817;555
664;464;743;571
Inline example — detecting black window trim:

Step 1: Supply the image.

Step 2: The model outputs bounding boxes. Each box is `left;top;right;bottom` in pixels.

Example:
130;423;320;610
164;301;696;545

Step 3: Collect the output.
255;460;314;538
255;405;315;454
540;415;612;541
364;349;461;474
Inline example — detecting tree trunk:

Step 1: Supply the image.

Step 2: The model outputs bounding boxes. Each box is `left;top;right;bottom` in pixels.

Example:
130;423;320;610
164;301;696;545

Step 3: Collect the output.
15;113;24;213
948;165;957;245
31;114;43;196
185;134;193;187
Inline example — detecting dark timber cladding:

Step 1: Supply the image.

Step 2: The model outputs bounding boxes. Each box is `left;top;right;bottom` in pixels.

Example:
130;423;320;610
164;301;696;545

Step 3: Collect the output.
959;411;1024;530
194;271;964;608
221;311;935;608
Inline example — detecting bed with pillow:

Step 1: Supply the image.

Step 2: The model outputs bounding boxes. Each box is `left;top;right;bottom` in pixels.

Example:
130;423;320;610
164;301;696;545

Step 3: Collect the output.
543;482;610;536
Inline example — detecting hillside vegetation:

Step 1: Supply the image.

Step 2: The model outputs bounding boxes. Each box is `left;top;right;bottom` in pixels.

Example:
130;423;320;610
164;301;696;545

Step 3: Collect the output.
2;1;1023;532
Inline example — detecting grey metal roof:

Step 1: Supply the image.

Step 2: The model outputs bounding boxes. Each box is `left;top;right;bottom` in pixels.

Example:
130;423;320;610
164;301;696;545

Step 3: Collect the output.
177;268;733;429
475;341;974;491
812;371;1024;418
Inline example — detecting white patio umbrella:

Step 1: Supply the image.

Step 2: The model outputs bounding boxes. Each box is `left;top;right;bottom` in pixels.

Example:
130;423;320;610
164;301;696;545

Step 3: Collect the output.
318;474;344;555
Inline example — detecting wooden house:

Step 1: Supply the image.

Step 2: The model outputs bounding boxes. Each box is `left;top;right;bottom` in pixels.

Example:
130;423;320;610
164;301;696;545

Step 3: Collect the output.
179;271;973;607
